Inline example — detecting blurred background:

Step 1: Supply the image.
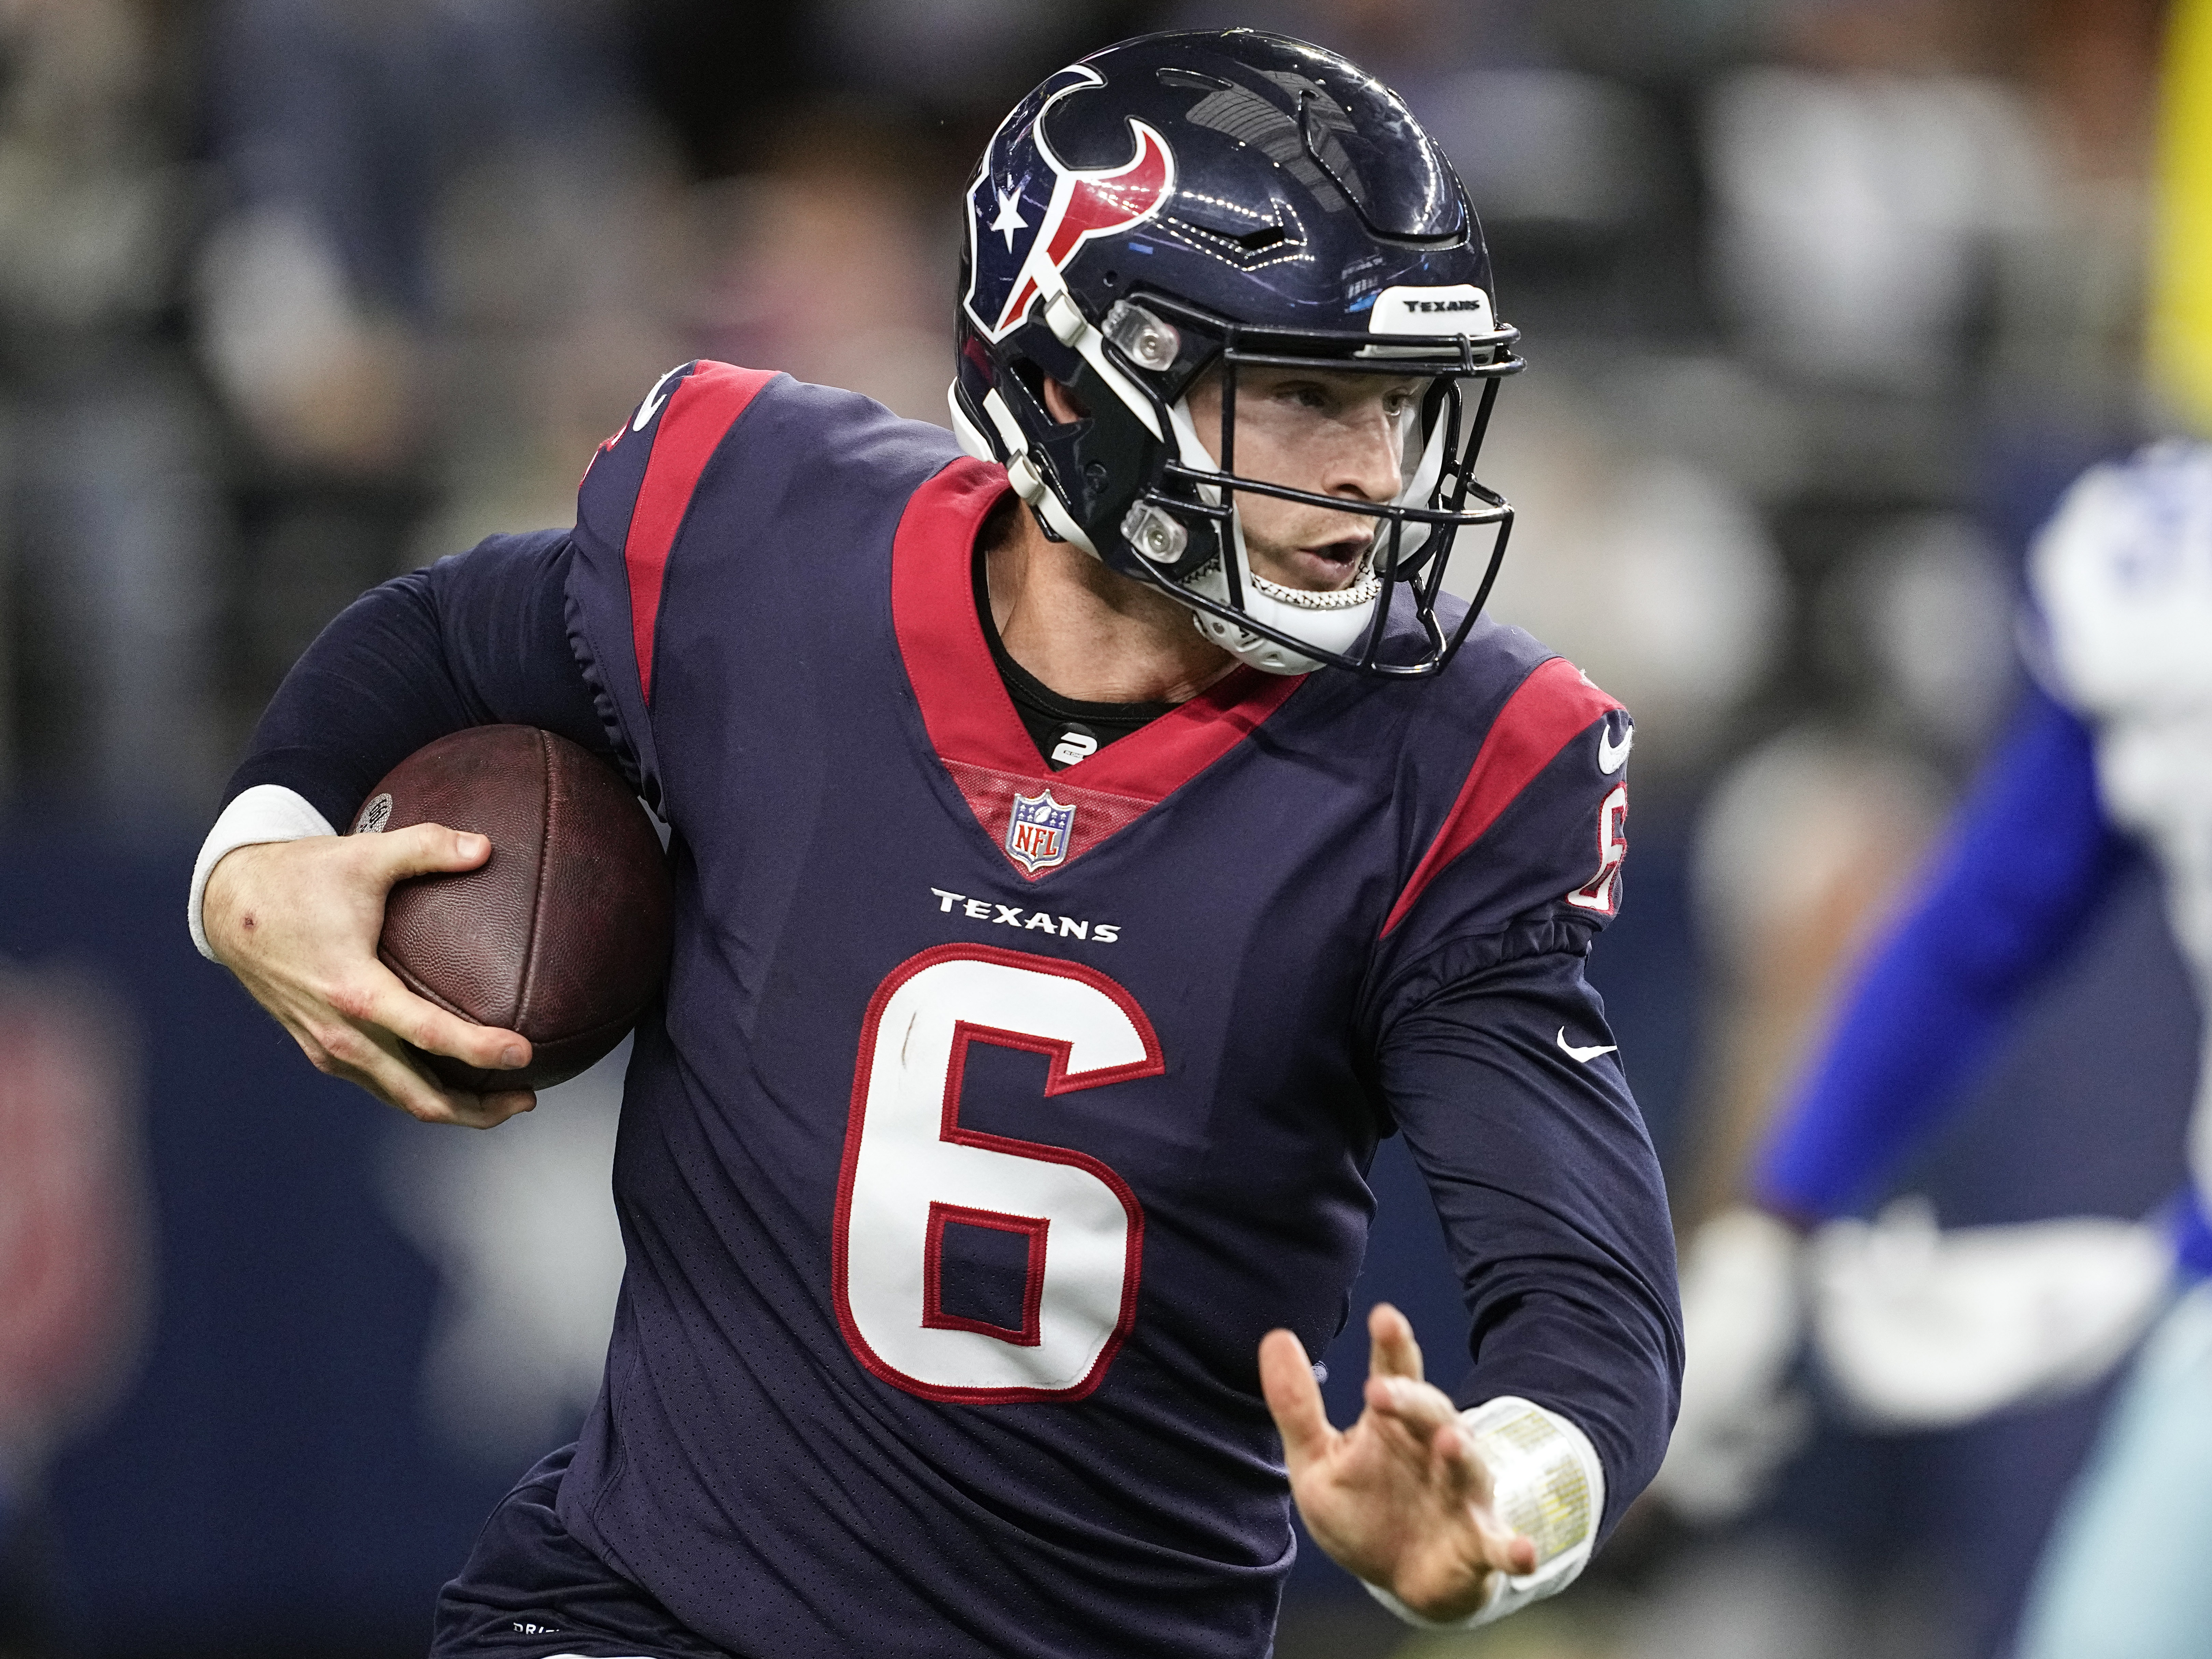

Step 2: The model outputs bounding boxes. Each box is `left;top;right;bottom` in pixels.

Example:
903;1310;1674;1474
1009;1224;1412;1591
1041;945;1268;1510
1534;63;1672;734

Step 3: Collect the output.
0;0;2199;1655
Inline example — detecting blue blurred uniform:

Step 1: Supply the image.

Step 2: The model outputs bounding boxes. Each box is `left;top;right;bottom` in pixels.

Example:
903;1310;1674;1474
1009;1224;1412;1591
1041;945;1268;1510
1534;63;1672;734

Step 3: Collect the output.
1753;442;2212;1658
1753;686;2201;1246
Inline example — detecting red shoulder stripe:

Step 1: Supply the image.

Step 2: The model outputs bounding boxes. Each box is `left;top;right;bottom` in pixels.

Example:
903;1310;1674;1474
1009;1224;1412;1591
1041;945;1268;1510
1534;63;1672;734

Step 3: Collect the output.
1380;656;1622;938
624;363;780;704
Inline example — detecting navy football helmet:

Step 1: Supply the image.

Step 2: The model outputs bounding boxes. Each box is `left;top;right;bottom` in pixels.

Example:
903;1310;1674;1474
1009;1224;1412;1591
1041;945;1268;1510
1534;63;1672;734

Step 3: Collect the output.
951;29;1522;677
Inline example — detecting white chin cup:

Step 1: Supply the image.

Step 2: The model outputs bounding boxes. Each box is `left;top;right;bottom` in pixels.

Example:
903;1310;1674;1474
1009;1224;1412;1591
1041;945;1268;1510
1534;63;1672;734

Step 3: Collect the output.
1179;528;1383;675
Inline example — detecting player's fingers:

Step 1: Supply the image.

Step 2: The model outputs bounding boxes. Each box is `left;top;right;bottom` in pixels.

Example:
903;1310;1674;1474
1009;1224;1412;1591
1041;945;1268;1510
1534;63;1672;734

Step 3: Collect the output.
437;1086;539;1130
363;822;493;884
343;964;532;1073
303;1018;456;1121
346;1021;537;1128
1258;1328;1336;1471
1492;1530;1539;1576
1465;1492;1538;1578
1365;1372;1461;1446
1429;1418;1494;1506
1367;1302;1425;1382
306;1013;460;1121
1429;1426;1534;1576
477;1088;540;1122
332;1023;532;1129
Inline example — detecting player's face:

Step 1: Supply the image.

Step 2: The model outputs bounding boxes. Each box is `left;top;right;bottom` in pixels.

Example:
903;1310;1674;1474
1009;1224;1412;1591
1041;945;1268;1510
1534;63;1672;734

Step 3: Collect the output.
1184;366;1428;593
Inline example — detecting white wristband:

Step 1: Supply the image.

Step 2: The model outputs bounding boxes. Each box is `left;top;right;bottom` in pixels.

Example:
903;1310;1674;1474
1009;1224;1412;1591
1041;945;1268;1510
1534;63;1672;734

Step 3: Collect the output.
1362;1396;1606;1630
188;784;337;961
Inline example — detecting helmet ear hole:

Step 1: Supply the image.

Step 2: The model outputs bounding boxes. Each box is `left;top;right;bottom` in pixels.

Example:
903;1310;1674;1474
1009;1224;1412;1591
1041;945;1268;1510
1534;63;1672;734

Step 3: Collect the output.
1041;377;1091;423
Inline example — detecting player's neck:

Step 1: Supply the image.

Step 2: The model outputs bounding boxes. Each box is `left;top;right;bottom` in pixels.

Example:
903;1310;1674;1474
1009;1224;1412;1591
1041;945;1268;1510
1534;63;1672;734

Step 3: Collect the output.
982;497;1238;705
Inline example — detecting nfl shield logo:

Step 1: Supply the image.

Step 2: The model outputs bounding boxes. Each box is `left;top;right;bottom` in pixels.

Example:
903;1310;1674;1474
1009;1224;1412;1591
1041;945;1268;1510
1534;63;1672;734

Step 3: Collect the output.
1006;789;1077;874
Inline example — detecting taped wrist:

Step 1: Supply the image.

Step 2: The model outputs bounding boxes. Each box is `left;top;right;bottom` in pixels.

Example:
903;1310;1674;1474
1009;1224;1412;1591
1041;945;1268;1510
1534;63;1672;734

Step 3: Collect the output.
1363;1396;1605;1630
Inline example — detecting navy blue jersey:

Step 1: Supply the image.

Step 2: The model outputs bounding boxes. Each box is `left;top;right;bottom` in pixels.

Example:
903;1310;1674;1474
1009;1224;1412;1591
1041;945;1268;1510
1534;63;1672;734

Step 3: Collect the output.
225;361;1678;1658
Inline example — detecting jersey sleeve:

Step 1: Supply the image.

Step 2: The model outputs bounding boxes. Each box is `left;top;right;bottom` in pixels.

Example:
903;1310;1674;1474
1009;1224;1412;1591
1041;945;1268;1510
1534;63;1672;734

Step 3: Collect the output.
564;361;784;811
562;359;964;817
1359;650;1678;1544
1375;939;1681;1547
1752;685;2133;1219
1364;650;1633;1034
224;527;615;830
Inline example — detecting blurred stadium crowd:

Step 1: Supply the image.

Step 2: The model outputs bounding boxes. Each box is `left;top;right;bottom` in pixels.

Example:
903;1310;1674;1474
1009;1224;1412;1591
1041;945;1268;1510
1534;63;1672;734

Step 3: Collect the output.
0;0;2198;1657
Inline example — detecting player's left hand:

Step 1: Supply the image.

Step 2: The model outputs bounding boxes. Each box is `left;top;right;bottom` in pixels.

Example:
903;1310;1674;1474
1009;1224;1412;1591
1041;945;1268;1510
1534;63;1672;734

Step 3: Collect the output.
1259;1303;1536;1622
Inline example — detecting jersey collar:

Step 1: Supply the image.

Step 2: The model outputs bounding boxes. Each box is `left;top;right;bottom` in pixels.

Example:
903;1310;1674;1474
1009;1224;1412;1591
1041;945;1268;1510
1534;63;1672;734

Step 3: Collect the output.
892;458;1304;878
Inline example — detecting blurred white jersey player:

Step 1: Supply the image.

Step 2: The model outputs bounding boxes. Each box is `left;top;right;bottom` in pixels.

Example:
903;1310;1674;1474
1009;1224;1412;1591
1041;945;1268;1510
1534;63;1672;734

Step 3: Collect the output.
1662;1;2212;1645
2009;442;2212;1656
1659;442;2212;1655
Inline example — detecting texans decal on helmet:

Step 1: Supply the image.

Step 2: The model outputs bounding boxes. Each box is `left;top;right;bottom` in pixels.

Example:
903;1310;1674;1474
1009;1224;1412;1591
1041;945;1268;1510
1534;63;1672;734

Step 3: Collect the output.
965;65;1177;342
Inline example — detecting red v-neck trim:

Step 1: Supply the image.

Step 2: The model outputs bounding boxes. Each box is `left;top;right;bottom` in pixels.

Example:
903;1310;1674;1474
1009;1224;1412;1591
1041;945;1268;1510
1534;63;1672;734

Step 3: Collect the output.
892;458;1304;878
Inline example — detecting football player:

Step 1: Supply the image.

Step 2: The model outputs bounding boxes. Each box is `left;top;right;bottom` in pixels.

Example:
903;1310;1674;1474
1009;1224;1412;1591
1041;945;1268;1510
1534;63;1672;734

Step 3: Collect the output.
189;32;1680;1658
1658;441;2212;1657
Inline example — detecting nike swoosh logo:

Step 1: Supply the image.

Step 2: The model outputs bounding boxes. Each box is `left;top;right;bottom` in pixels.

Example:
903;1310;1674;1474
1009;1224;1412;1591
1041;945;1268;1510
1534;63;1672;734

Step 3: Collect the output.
630;364;687;434
1558;1026;1618;1063
1597;724;1632;775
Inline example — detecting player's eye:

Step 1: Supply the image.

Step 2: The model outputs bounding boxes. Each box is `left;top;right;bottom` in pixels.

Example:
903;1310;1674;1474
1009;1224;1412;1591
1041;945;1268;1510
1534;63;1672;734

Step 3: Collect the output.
1382;380;1429;421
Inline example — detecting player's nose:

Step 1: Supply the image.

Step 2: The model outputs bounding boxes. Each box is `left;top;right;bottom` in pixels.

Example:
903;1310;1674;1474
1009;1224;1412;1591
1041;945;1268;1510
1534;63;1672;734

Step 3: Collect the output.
1324;405;1406;505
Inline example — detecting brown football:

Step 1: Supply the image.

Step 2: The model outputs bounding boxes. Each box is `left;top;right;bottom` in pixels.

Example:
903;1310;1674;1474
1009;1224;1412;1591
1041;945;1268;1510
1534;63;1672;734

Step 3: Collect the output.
351;725;673;1093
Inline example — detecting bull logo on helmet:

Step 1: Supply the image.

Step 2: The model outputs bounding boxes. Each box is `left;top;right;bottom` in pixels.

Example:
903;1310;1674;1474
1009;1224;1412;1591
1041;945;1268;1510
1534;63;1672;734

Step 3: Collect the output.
965;65;1177;343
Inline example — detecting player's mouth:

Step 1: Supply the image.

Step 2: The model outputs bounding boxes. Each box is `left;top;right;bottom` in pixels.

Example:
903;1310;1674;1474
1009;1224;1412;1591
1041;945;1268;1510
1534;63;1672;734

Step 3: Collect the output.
1276;534;1370;592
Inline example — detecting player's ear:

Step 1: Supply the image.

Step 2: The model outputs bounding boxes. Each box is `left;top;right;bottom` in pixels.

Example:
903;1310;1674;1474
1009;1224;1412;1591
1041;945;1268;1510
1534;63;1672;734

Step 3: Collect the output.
1041;377;1089;424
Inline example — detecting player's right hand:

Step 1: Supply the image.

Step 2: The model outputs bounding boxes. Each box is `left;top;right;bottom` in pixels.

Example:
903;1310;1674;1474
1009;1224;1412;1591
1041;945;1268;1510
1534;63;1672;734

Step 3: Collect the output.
202;827;537;1129
1261;1304;1537;1622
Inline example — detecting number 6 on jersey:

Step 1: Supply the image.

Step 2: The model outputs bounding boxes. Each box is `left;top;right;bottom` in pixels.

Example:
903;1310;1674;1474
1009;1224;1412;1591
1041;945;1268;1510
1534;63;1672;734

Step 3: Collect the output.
833;944;1162;1402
